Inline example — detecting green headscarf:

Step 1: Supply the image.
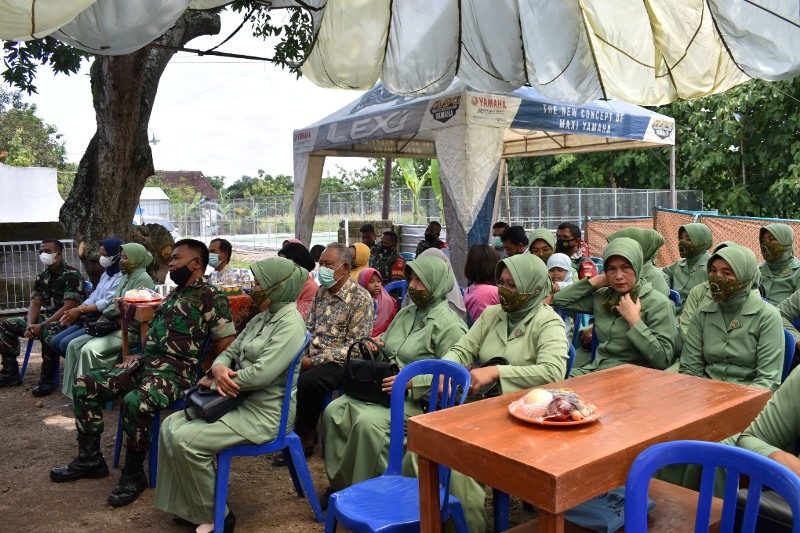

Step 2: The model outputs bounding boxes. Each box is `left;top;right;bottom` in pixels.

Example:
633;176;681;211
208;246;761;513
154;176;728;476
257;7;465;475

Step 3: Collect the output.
404;256;453;310
711;241;762;290
250;257;308;314
601;237;644;314
494;253;551;323
708;246;757;309
528;228;555;253
120;243;152;271
679;223;713;261
607;227;664;263
760;223;795;269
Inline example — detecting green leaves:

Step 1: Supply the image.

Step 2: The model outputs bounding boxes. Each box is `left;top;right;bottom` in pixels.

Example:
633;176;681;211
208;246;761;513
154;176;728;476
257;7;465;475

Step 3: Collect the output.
2;38;89;95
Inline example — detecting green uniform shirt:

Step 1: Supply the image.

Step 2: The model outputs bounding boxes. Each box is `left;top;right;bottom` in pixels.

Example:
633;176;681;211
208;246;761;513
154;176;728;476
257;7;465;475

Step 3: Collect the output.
662;251;711;313
30;262;85;312
760;257;800;305
779;288;800;346
738;364;800;458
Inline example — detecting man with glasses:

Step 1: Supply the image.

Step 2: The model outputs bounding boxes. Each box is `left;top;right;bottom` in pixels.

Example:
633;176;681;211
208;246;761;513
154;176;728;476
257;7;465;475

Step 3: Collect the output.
50;239;236;509
0;239;85;390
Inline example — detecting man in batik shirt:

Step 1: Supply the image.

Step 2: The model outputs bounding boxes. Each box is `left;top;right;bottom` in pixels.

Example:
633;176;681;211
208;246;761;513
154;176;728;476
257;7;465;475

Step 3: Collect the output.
273;242;373;466
50;239;235;508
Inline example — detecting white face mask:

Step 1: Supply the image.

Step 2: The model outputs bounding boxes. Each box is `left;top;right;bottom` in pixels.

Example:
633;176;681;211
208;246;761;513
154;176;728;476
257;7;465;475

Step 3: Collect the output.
39;252;56;266
99;255;114;269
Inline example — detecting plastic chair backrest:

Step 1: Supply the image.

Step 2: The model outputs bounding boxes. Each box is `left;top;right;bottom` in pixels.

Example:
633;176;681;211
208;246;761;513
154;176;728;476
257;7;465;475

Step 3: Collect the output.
399;252;416;261
794;317;800;330
783;329;796;383
625;440;800;533
275;331;312;443
384;279;408;303
668;289;681;308
566;344;576;378
387;360;470;520
590;326;599;362
85;280;93;293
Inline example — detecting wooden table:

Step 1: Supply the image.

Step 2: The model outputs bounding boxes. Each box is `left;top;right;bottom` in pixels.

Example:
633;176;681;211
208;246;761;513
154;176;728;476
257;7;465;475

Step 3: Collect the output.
117;298;162;358
407;364;771;533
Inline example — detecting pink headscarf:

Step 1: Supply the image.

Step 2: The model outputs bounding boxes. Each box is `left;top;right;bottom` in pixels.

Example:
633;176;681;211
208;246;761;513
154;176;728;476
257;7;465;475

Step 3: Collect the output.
283;238;303;246
358;268;396;336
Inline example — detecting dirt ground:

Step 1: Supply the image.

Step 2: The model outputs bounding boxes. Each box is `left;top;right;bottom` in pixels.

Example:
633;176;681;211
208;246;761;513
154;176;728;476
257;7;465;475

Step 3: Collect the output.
0;249;535;532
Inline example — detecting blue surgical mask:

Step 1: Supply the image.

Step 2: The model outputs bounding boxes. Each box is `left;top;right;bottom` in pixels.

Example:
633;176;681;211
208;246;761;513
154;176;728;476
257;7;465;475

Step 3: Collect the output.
318;265;340;288
208;253;221;268
491;236;502;248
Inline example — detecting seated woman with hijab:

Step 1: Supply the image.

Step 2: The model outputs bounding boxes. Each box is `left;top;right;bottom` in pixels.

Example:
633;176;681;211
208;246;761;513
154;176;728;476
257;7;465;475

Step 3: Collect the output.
357;267;397;336
278;242;319;321
405;247;467;321
154;257;309;533
759;223;800;304
61;243;154;397
463;244;500;324
48;237;125;359
406;253;569;533
680;245;783;391
662;223;713;313
348;242;371;282
323;257;466;499
553;237;677;375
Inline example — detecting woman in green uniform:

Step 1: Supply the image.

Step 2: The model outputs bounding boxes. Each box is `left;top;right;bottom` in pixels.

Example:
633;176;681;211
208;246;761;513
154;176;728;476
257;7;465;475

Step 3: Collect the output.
407;253;569;533
680;245;783;391
607;226;670;296
154;257;308;532
322;256;466;493
759;223;800;304
61;243;154;397
553;237;677;375
662;223;713;312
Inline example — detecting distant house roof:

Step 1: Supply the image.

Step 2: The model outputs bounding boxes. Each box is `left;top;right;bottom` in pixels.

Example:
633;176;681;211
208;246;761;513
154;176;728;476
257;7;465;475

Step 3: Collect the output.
140;186;170;201
154;170;220;200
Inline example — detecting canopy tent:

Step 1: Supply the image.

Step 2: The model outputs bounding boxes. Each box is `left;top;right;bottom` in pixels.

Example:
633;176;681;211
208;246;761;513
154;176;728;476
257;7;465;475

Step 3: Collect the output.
2;1;799;105
293;79;675;281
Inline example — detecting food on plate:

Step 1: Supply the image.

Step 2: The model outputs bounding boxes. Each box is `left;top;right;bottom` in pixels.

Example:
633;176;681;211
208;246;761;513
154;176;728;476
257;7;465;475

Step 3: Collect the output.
509;388;598;423
123;288;162;301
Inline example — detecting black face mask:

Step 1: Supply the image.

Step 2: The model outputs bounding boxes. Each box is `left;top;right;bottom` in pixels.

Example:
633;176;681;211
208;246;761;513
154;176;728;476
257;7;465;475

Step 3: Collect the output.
169;264;194;288
556;238;573;251
424;233;438;244
380;244;393;256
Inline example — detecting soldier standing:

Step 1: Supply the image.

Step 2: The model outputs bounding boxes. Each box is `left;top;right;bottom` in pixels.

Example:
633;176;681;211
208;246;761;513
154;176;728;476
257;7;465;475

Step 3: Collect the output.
49;239;236;507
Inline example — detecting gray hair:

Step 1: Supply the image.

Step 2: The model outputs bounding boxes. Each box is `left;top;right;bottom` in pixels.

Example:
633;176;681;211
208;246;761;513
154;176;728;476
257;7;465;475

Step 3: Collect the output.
326;242;353;267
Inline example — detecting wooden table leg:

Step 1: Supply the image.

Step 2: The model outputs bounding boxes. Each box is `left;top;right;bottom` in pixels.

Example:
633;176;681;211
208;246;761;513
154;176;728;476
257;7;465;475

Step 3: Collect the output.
118;299;130;358
418;456;440;533
538;510;565;533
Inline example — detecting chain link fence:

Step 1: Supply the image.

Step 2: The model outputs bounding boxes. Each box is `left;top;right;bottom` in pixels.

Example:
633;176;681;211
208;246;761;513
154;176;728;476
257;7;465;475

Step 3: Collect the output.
164;187;701;249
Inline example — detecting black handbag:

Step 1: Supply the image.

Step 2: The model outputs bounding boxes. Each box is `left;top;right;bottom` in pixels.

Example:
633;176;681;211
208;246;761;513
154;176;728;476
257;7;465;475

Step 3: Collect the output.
183;356;252;423
419;356;509;413
85;320;120;337
341;338;399;407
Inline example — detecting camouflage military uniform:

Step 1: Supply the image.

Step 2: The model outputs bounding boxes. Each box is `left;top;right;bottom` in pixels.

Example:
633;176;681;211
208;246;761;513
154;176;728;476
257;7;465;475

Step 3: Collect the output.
0;262;85;372
373;252;406;284
72;278;234;454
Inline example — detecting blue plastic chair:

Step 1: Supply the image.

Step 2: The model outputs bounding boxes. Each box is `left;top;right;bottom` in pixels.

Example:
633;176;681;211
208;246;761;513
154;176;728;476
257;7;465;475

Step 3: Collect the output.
399;252;416;261
20;280;93;386
566;344;576;378
385;280;408;301
324;359;471;533
571;313;591;349
112;333;213;488
214;332;321;530
590;326;599;363
668;289;681;308
625;440;800;532
783;329;797;383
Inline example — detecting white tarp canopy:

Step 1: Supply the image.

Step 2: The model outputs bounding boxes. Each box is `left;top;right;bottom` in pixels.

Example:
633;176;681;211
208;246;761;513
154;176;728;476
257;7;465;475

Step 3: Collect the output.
293;79;675;280
0;163;63;223
1;1;799;105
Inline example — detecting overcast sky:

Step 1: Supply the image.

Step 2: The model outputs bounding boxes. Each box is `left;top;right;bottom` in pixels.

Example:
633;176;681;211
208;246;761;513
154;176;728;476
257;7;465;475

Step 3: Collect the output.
24;9;367;187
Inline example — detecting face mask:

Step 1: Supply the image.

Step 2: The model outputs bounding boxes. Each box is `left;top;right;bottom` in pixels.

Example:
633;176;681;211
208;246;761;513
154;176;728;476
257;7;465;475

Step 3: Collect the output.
708;275;746;302
121;263;135;275
208;253;221;268
424;233;438;244
536;251;554;263
761;241;788;262
39;252;56;266
318;265;341;289
407;287;431;308
99;255;114;269
556;239;573;251
249;288;269;309
498;286;536;313
491;236;503;248
169;263;195;288
678;241;704;258
380;244;393;256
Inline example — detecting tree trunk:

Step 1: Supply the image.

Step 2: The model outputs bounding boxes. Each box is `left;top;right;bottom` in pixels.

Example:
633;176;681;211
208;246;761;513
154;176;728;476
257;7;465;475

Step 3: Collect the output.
60;11;221;284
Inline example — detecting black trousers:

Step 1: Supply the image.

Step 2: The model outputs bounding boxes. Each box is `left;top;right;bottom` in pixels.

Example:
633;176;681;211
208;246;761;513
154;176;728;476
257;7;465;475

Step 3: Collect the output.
294;362;343;437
